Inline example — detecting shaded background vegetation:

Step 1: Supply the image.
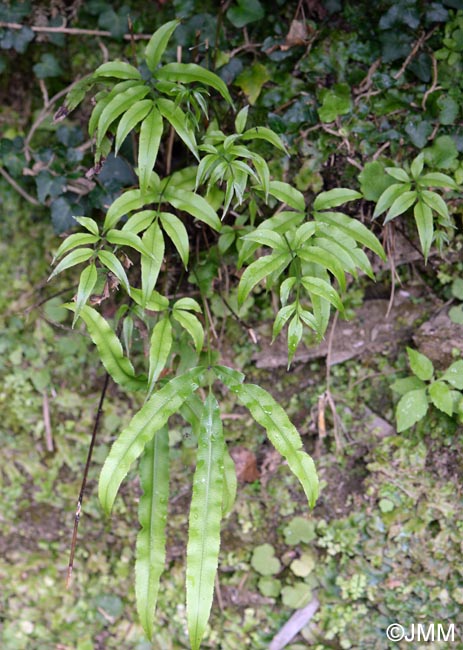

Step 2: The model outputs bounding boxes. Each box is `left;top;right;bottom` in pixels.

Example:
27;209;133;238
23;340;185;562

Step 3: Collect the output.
1;0;463;648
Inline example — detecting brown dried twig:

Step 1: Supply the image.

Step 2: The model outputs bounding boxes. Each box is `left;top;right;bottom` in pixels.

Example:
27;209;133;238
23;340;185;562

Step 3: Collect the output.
0;21;152;40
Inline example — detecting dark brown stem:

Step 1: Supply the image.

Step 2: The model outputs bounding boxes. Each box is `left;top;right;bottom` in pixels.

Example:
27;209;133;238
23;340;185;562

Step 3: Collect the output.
66;372;110;588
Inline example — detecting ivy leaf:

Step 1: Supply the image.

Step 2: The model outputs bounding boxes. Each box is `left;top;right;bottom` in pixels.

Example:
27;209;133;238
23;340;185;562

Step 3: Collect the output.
235;63;269;105
233;383;319;507
135;427;169;641
227;0;265;27
396;388;429;432
145;20;180;73
73;263;98;327
64;304;146;392
139;108;163;194
147;317;172;396
99;367;205;514
407;347;434;381
428;381;454;417
33;53;63;78
186;392;224;650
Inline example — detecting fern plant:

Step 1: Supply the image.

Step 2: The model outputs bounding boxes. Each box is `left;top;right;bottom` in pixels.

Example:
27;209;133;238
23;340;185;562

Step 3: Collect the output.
51;19;385;648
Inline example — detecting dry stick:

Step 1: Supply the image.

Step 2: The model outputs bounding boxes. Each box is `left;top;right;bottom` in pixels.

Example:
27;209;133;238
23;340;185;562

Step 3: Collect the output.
0;165;40;205
422;55;442;110
66;372;110;588
42;390;54;452
393;27;437;80
0;21;152;40
324;310;343;450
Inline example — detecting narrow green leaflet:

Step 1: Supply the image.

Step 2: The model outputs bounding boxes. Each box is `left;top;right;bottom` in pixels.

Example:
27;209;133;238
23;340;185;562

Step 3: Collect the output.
174;297;202;313
73;263;97;327
396;388;429;432
63;74;95;114
106;229;152;258
65;304;146;391
241;229;286;251
157;62;233;105
313;188;362;211
233;383;319;507
418;172;457;189
186;392;224;650
385;167;410;183
222;445;237;517
163;186;221;231
135;427;169;641
52;233;99;263
99;367;205;514
212;365;245;387
314;211;386;261
421;190;450;221
407;347;434;381
156;98;199;159
97;250;130;293
88;80;139;136
115;99;153;155
238;252;289;306
240;126;287;152
139;108;163;194
122;210;157;234
94;61;142;80
235;106;249;133
159;212;189;268
428;381;453;416
268;181;305;212
172;309;204;353
297;245;347;292
104;189;159;231
414;200;434;260
141;222;165;306
145;19;180;73
384;190;417;223
147;316;172;396
410;154;424;179
74;216;99;236
300;276;344;313
96;84;150;148
272;304;297;341
287;315;303;365
49;247;94;281
373;182;411;219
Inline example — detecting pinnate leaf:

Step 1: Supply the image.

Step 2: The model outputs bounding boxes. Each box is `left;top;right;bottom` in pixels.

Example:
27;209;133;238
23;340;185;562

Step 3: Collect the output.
233;383;319;507
65;304;146;391
99;367;205;514
186;392;224;650
135;427;169;640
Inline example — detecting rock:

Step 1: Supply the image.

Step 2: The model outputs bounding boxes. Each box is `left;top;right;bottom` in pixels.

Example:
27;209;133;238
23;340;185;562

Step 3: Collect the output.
413;309;463;369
